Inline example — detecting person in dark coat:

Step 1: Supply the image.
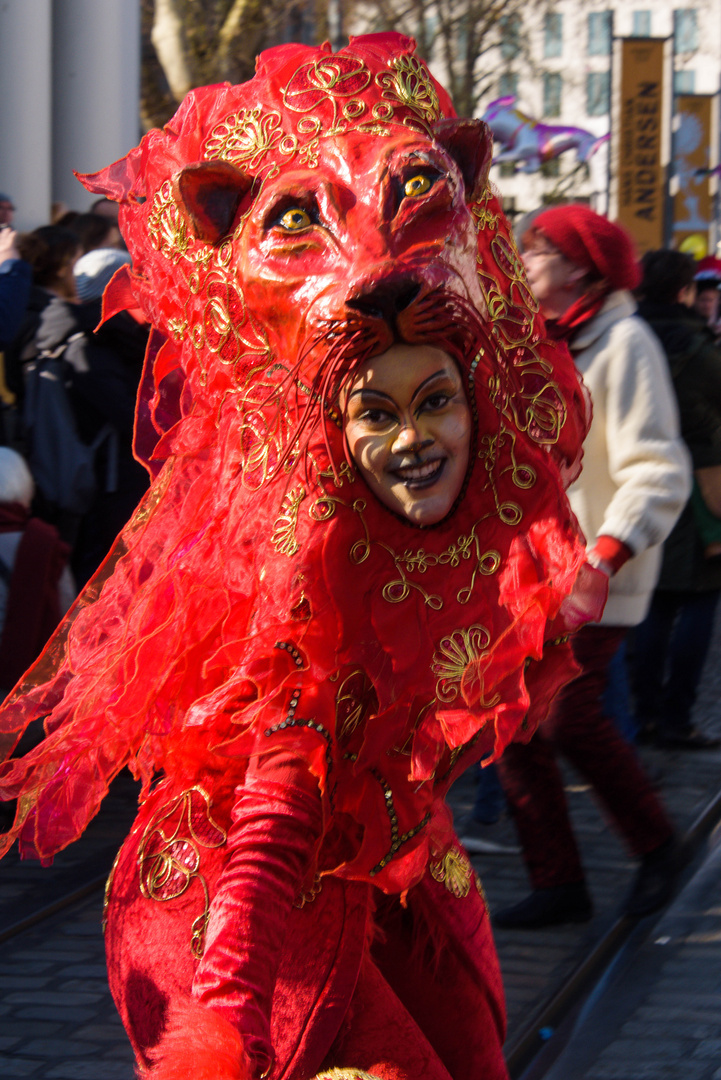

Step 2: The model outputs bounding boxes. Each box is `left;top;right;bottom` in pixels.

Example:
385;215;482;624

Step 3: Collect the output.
31;249;149;586
634;249;721;749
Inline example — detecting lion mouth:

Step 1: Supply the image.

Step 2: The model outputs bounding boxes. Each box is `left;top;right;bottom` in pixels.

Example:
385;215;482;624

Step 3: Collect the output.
393;458;445;488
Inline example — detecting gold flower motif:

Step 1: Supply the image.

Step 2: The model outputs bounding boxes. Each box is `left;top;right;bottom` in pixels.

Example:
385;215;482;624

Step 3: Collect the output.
430;848;474;898
204;107;287;169
376;54;440;132
432;624;492;704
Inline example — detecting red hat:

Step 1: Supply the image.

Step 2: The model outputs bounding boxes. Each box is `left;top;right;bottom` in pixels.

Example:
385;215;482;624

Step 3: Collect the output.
525;204;641;292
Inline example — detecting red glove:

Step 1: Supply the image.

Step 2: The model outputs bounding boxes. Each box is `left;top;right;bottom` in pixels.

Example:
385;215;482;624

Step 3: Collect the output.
588;535;633;578
191;751;323;1078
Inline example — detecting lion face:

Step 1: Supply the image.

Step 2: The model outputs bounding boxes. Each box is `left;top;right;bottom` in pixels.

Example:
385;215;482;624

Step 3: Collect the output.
178;125;490;364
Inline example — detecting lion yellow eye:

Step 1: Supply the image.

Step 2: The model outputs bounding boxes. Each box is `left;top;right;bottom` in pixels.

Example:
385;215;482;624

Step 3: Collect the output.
404;174;432;198
279;208;312;231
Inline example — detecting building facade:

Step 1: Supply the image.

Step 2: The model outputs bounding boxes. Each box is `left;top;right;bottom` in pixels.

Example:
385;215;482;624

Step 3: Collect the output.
464;0;721;222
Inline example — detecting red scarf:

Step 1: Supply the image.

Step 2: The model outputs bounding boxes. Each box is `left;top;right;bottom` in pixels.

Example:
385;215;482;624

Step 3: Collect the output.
544;286;610;345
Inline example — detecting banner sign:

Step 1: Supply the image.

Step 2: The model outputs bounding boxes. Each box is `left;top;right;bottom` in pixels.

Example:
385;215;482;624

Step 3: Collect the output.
672;94;717;258
612;38;670;253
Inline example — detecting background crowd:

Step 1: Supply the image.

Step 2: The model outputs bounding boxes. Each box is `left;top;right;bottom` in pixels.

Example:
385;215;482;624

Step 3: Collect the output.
0;192;149;696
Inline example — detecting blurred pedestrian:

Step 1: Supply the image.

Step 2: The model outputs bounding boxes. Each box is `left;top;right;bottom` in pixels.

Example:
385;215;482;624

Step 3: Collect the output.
0;194;14;228
633;249;721;749
692;256;721;343
72;212;123;254
27;246;148;584
2;226;82;425
494;205;691;929
0;225;31;351
0;447;73;696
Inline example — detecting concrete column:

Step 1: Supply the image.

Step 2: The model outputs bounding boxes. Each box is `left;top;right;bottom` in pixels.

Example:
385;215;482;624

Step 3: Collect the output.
52;0;141;211
0;0;53;230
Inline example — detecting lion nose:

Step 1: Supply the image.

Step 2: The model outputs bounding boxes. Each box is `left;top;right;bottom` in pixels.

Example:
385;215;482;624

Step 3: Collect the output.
346;279;422;323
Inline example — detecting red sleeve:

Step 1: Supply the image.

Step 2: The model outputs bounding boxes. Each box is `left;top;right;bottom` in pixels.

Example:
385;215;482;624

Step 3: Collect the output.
191;750;323;1077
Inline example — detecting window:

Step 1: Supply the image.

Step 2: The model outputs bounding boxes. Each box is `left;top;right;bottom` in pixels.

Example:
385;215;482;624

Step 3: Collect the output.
587;71;610;115
632;10;651;36
674;69;696;93
674;9;698;53
541;158;561;178
500;14;521;59
543;72;562;116
544;12;563;57
498;72;519;98
588;11;612;55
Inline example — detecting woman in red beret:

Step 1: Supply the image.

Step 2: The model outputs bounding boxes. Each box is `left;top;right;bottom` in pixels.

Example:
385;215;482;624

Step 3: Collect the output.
494;204;692;929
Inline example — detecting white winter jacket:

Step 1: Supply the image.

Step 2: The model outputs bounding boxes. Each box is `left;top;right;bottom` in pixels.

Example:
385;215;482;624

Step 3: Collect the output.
567;291;691;626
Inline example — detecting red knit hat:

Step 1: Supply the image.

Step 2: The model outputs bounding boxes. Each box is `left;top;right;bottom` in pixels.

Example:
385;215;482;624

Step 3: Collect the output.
525;204;641;292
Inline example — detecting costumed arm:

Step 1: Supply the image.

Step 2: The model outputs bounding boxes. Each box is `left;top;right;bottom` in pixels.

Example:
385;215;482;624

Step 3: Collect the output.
148;748;324;1080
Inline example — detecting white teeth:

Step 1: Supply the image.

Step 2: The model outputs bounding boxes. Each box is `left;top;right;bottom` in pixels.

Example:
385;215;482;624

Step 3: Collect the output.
397;460;442;481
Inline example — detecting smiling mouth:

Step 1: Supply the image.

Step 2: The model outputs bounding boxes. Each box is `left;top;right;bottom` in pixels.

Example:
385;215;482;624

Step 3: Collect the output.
394;458;445;489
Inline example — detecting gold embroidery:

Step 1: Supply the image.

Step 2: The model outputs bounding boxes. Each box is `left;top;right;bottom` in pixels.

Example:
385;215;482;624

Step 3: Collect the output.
335;669;377;742
432;625;501;707
284;55;372;136
272;485;306;556
147;181;210;265
471;190;501;232
204;107;289;169
376;54;440;134
430;848;473;898
312;1071;383;1080
237;380;292;490
138;787;226;959
167;317;188;341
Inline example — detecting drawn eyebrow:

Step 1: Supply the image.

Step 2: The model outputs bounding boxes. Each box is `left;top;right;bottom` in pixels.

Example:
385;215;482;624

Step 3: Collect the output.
347;368;454;404
347;387;395;403
410;369;451;403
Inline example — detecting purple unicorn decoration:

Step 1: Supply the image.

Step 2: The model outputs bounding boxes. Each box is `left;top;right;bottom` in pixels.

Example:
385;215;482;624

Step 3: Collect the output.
482;96;609;174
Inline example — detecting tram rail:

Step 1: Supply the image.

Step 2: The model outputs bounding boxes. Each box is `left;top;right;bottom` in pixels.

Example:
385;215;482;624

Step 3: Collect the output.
0;753;719;1078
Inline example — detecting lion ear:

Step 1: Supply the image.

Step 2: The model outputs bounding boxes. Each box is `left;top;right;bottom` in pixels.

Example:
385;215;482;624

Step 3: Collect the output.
177;161;253;244
433;119;493;203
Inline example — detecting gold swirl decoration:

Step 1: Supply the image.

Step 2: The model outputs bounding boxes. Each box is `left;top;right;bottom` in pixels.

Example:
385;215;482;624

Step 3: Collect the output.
271;486;306;556
138;787;226;958
335;668;377;742
283;55;372;136
147;181;211;266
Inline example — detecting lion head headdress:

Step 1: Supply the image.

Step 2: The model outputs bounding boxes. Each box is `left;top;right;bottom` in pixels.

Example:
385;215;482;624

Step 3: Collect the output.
0;34;600;889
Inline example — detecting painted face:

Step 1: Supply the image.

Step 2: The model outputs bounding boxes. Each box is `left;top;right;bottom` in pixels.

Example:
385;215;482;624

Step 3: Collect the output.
523;235;583;319
343;344;472;526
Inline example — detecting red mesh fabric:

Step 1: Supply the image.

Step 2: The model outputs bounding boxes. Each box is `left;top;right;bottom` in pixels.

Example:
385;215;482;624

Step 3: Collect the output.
0;34;603;895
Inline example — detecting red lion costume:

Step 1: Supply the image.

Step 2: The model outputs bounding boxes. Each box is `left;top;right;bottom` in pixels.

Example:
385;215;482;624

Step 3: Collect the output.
0;33;603;1080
